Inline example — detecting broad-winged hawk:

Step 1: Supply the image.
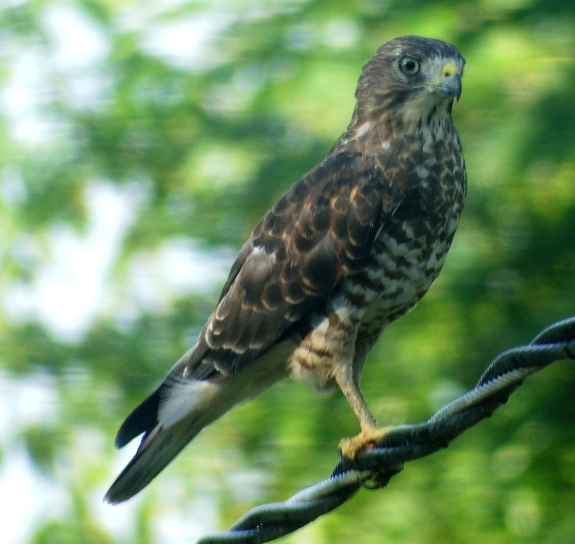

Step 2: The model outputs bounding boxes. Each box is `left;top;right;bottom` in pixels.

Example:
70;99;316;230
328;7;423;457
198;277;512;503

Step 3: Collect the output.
106;35;466;503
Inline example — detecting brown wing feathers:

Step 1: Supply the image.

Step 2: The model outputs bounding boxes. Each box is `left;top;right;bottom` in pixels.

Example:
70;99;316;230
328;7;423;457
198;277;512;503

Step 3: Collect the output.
184;151;399;377
111;152;403;450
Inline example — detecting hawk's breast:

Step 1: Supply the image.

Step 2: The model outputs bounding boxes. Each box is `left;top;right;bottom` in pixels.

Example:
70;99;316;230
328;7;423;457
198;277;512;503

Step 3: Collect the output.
289;112;466;390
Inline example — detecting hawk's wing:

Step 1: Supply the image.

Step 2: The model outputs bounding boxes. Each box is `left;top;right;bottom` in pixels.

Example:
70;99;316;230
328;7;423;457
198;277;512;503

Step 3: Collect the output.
107;150;404;503
186;150;404;379
113;150;403;449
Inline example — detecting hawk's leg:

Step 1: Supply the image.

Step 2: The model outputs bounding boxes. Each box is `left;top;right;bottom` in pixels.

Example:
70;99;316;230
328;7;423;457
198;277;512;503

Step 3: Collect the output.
335;368;390;460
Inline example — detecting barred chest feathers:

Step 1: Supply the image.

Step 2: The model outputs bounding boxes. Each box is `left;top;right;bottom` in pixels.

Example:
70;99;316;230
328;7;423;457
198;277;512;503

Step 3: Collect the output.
289;112;466;390
362;115;467;316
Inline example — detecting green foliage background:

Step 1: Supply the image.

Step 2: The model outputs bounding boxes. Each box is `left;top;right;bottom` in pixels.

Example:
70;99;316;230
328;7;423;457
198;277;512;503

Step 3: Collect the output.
1;0;575;542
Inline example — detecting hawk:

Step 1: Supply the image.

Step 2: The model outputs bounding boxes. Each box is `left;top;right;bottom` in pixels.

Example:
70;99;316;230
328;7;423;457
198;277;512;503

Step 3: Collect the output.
106;35;466;503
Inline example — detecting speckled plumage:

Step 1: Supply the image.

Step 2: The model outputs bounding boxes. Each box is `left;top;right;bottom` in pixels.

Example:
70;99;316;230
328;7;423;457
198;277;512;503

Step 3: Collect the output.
106;36;466;503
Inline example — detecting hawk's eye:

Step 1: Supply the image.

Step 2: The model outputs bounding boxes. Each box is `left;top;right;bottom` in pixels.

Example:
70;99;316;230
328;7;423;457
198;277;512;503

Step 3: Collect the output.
399;57;420;75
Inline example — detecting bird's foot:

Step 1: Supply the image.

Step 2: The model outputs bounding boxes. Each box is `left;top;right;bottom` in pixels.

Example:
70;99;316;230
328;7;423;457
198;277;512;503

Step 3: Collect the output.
339;425;392;460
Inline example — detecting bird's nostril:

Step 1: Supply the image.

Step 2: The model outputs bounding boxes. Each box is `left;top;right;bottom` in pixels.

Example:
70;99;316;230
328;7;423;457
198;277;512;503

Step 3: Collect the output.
441;62;458;80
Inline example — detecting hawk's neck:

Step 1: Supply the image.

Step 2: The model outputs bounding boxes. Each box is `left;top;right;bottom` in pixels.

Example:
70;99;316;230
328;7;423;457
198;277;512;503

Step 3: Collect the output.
335;101;464;195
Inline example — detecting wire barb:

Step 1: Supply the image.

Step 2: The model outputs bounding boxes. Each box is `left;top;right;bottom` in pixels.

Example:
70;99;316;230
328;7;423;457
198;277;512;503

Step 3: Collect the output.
197;315;575;544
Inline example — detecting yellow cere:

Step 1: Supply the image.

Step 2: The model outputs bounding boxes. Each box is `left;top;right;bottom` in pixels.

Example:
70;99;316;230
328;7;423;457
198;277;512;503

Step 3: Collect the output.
442;62;458;78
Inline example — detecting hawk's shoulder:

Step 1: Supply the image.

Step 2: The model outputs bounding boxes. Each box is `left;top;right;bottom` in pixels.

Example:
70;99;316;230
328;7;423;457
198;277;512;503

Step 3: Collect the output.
182;149;404;379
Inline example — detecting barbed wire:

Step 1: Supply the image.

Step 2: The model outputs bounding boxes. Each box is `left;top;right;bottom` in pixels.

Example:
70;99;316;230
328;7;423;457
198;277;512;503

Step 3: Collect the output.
197;315;575;544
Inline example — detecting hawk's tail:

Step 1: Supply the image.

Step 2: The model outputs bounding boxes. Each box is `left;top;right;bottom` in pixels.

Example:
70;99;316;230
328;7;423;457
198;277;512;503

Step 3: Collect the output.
105;341;292;503
105;416;204;504
105;374;230;503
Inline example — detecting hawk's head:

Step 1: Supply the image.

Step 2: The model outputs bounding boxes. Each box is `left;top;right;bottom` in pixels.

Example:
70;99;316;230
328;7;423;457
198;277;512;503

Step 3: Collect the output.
355;36;465;127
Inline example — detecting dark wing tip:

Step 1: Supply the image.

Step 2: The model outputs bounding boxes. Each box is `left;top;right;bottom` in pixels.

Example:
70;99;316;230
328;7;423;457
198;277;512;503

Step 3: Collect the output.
115;388;161;449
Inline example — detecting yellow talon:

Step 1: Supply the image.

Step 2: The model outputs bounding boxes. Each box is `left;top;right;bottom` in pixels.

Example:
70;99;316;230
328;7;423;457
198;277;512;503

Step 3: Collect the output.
339;425;392;460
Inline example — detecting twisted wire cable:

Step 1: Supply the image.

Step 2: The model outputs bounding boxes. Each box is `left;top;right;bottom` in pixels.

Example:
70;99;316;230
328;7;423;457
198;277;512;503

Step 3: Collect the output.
198;315;575;544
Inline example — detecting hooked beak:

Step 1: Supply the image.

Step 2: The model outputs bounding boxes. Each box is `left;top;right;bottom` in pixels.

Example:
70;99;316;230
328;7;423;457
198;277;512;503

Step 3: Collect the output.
439;73;462;102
